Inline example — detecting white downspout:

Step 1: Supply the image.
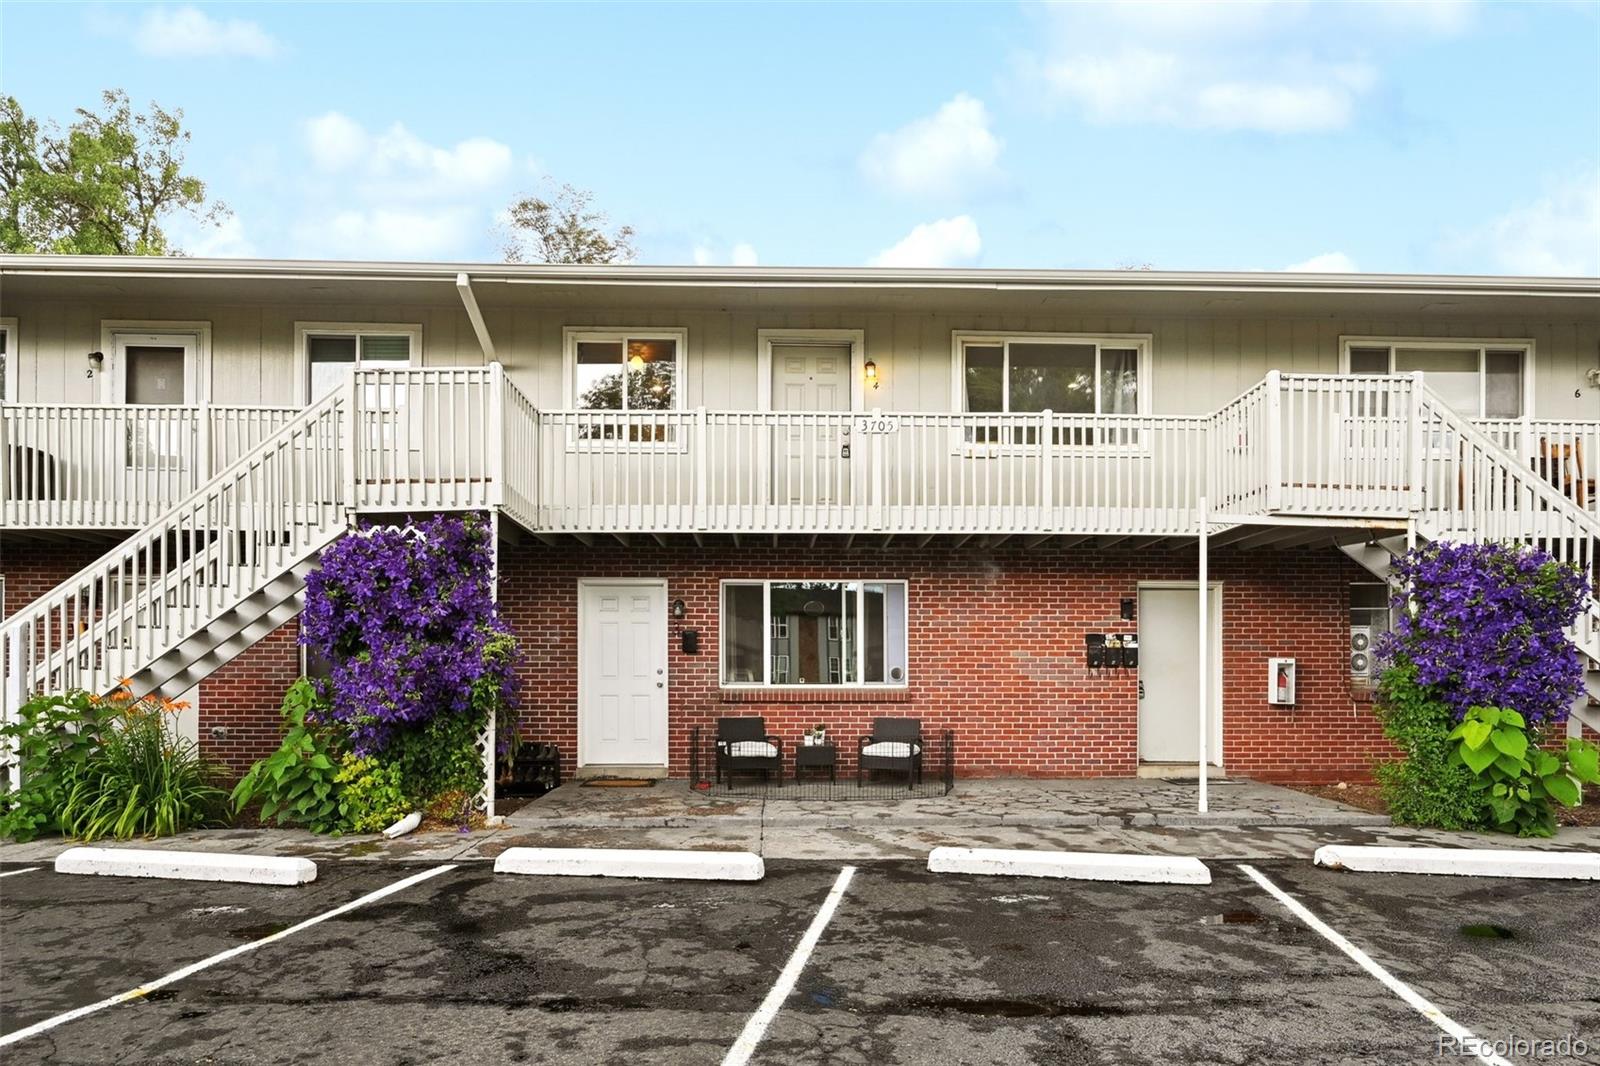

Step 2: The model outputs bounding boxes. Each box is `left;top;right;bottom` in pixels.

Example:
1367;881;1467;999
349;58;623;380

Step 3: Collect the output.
1198;495;1209;814
456;273;497;363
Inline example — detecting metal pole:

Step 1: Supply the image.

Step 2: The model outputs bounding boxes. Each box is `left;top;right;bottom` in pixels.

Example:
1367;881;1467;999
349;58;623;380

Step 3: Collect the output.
482;509;500;822
1197;494;1209;815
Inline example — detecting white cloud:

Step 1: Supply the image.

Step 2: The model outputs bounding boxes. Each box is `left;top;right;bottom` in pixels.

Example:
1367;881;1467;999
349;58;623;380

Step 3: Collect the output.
297;207;481;261
290;114;524;259
1024;1;1463;133
692;242;759;266
860;94;1003;198
1451;170;1600;276
869;216;982;268
132;5;279;59
1285;251;1358;272
303;113;515;198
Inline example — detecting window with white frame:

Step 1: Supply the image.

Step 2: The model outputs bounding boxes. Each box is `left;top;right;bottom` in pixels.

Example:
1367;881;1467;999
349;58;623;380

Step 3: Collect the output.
1343;339;1530;419
722;580;909;687
0;318;14;402
566;328;684;442
298;325;420;403
955;333;1149;445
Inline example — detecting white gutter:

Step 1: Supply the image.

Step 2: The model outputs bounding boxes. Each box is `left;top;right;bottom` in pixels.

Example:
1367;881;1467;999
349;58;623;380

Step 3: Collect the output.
455;272;496;362
2;255;1596;299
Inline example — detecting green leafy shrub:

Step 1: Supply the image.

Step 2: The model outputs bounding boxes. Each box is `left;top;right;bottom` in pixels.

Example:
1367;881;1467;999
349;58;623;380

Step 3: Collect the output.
60;706;224;841
334;753;410;834
0;691;118;842
1374;661;1487;831
231;679;344;834
2;685;222;843
1449;706;1600;837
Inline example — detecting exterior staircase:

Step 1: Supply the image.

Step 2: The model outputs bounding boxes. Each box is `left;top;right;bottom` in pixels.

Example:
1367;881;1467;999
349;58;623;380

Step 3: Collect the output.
1338;388;1600;739
2;390;352;787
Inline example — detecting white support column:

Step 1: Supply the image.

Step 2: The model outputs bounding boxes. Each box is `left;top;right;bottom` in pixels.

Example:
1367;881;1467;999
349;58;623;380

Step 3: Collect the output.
1197;495;1209;815
481;509;500;821
1264;371;1283;512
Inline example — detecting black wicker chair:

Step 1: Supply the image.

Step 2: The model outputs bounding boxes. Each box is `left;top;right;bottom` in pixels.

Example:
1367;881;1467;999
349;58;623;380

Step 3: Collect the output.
857;717;923;788
714;716;783;789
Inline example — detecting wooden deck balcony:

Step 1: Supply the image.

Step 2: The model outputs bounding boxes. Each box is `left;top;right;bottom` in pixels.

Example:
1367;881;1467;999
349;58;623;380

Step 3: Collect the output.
3;368;1597;537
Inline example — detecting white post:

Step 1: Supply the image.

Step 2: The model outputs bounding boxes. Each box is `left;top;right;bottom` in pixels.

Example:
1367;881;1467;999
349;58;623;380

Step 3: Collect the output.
1197;494;1209;815
482;509;500;821
1264;371;1283;512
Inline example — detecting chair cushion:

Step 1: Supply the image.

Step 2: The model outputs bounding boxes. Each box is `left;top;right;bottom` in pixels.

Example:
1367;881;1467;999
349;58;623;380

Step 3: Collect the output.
861;741;921;758
724;740;778;758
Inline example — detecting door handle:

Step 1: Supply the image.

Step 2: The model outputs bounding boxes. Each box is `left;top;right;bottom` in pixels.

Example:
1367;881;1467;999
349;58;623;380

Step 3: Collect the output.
656;681;664;688
1138;681;1145;699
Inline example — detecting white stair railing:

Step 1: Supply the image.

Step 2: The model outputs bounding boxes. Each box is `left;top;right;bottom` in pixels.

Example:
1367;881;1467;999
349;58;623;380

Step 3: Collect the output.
1413;381;1600;665
2;387;352;787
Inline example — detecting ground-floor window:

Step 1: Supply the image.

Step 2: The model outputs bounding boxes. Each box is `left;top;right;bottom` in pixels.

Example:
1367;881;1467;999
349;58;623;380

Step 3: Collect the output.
721;580;908;687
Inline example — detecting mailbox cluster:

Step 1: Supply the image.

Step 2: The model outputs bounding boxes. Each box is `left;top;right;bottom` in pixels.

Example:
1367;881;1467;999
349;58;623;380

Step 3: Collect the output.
1085;633;1139;670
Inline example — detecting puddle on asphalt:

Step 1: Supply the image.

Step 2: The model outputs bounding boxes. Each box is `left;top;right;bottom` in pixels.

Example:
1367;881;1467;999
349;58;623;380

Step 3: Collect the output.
810;989;837;1007
144;989;179;1002
987;894;1052;904
229;922;291;940
1201;910;1264;926
905;996;1128;1019
343;842;385;857
188;906;247;918
1459;923;1516;940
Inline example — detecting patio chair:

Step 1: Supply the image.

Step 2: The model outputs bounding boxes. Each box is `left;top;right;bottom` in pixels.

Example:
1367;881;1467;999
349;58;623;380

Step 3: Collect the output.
857;717;923;788
714;716;783;789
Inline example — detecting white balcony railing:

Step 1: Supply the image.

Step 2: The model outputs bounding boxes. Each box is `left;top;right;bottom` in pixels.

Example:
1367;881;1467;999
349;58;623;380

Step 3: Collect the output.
1;404;299;528
4;369;1598;538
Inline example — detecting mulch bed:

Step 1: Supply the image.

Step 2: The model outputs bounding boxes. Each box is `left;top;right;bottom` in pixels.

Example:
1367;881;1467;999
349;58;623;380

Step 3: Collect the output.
1281;781;1600;828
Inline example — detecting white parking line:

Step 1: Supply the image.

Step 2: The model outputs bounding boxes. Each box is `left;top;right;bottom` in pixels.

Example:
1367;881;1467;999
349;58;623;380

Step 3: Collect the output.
0;863;456;1049
1238;864;1513;1066
722;865;856;1066
0;867;42;880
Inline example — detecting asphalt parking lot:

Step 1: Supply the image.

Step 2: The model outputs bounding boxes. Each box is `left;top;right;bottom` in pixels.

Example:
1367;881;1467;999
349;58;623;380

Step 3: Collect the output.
1;858;1596;1065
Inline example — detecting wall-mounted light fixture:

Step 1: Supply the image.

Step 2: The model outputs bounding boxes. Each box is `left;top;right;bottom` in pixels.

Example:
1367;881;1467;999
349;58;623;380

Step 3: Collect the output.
671;598;686;620
86;350;104;378
864;358;880;389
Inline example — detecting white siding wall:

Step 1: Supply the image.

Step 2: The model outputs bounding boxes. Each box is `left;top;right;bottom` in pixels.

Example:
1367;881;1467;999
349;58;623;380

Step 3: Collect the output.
5;295;1597;418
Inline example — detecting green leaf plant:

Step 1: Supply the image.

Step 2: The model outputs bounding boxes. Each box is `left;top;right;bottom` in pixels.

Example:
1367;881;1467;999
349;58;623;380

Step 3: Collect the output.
230;679;344;834
1448;706;1600;837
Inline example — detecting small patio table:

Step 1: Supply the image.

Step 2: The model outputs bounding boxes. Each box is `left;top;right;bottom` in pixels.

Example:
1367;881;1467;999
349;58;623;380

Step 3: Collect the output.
794;743;838;783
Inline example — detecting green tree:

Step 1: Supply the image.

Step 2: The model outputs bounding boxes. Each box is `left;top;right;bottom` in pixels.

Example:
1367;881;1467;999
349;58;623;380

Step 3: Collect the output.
1;89;229;255
500;181;636;265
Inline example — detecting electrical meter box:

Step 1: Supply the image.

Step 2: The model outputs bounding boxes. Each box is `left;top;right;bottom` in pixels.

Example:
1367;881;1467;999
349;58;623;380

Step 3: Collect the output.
1267;657;1297;706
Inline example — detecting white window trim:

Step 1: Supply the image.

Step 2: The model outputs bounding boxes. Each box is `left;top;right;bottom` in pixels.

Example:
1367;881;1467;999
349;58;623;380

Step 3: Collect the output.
949;331;1154;455
98;320;213;406
561;326;689;453
719;578;910;690
294;322;422;405
1338;336;1536;420
0;317;17;402
756;328;866;412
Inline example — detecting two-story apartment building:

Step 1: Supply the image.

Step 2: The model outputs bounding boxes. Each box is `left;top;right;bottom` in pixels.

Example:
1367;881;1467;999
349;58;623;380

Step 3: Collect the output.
2;256;1597;798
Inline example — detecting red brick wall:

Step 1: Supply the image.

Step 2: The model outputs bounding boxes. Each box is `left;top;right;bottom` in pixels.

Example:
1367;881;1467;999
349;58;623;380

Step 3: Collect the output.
497;539;1395;783
2;533;302;776
197;622;302;775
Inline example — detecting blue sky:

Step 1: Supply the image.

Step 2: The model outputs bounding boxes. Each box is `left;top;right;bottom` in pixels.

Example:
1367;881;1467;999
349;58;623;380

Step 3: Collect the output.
2;1;1597;273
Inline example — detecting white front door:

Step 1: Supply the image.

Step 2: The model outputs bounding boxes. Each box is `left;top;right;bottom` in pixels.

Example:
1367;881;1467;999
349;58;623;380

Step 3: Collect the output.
771;343;852;505
1137;584;1223;764
578;580;668;767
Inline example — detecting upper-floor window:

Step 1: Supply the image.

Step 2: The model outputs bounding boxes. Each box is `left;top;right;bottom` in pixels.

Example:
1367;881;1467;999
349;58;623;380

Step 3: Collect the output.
0;318;15;402
566;328;684;412
954;333;1150;417
953;332;1151;446
296;324;420;403
1342;338;1530;419
564;328;685;443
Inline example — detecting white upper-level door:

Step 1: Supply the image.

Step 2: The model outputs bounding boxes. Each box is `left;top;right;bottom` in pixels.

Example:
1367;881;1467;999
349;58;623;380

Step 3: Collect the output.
771;342;853;507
